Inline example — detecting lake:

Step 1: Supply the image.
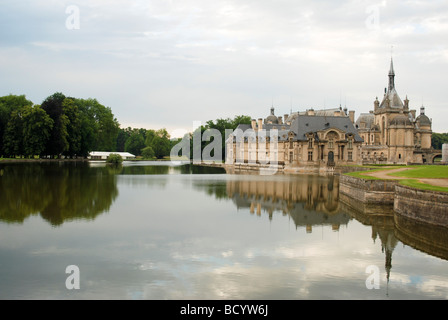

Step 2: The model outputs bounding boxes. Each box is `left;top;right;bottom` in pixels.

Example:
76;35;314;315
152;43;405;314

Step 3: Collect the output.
0;161;447;300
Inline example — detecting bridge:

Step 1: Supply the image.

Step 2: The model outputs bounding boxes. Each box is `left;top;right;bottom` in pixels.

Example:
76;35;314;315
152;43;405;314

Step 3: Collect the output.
421;150;442;164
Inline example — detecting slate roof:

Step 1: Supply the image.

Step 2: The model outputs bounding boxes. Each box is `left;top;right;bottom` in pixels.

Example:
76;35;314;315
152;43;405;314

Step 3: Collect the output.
233;115;362;143
290;115;363;142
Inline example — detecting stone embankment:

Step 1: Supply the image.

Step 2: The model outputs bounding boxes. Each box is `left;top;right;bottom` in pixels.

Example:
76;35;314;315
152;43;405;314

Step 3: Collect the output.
394;185;448;227
340;167;448;228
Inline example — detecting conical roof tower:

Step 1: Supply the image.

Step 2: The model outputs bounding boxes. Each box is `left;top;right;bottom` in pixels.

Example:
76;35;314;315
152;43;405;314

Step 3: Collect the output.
379;58;404;109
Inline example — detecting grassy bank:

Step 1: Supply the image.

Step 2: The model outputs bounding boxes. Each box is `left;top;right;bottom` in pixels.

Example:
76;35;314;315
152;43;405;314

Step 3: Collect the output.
399;179;448;193
344;166;406;180
343;165;448;192
387;165;448;179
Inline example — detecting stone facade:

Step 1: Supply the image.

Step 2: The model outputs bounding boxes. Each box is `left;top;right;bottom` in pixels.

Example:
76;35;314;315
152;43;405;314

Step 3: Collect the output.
227;58;440;168
226;107;363;170
355;59;437;164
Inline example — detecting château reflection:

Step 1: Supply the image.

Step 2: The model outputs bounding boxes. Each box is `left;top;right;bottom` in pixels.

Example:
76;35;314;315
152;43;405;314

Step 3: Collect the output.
0;162;118;226
224;174;351;232
340;195;448;297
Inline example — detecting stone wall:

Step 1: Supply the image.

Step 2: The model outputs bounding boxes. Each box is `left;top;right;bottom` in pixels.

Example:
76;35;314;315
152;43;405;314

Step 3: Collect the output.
394;185;448;227
339;174;398;204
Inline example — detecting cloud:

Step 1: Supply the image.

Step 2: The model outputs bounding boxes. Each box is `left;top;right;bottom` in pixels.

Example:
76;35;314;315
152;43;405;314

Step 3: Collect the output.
0;0;447;132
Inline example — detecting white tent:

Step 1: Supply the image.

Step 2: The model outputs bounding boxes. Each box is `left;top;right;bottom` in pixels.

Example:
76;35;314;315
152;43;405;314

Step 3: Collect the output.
88;151;136;160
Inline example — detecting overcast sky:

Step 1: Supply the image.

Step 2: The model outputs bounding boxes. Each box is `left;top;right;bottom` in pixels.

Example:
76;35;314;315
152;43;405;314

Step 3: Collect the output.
1;0;447;135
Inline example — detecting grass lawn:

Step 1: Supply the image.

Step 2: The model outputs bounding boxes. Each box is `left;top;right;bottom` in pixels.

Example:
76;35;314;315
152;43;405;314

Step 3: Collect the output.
344;166;406;180
343;165;448;192
399;179;448;193
386;165;448;179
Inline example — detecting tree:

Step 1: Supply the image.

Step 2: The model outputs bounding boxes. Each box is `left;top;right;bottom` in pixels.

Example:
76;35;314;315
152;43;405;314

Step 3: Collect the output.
41;92;69;157
187;115;252;161
141;146;155;159
22;105;54;157
145;128;171;159
116;127;132;152
73;98;120;155
106;153;123;164
2;109;24;157
62;98;81;157
432;132;448;150
125;130;146;156
0;94;33;156
91;100;120;151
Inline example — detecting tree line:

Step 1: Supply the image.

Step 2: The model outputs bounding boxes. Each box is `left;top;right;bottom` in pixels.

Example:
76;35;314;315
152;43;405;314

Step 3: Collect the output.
0;93;120;158
0;93;252;160
116;115;252;160
116;127;175;159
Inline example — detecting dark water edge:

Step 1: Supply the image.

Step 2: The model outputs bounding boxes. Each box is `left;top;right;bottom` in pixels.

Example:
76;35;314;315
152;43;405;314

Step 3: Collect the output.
0;161;447;300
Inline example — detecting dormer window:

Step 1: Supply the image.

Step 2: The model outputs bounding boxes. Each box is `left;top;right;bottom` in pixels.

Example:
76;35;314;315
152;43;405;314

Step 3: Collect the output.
308;137;313;148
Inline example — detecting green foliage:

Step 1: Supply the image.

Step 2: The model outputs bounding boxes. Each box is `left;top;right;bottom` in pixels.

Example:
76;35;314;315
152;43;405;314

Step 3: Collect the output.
432;132;448;150
1;92;250;162
124;129;146;156
1;93;121;158
0;163;118;225
188;114;252;160
62;98;81;157
41;92;69;156
2;109;24;157
22;105;54;157
141;146;155;159
145;128;171;159
0;94;33;156
71;97;120;154
106;153;123;164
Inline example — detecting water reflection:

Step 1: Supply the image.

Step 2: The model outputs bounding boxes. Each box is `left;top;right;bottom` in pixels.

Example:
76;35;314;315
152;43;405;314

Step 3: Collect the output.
0;162;447;299
395;214;448;261
98;161;226;175
340;193;448;299
0;162;118;226
224;175;351;232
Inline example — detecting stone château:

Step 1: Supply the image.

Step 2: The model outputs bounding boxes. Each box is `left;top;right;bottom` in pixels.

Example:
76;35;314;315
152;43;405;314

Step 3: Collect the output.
226;58;440;170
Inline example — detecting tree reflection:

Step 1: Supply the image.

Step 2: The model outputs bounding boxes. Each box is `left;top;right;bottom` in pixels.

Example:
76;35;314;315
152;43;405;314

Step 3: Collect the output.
0;163;118;226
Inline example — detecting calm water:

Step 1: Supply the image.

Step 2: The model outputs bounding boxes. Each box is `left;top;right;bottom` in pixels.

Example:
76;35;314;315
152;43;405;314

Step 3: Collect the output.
0;161;447;300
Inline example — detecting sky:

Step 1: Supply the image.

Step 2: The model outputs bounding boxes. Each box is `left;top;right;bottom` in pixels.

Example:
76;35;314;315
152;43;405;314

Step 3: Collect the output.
1;0;447;136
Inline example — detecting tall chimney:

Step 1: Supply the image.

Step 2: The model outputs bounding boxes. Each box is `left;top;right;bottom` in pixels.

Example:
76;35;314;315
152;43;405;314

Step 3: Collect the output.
251;119;256;130
349;110;355;123
278;116;283;124
258;118;263;130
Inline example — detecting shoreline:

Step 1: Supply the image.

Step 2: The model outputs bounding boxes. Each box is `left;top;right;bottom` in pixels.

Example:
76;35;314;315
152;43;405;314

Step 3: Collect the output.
0;158;89;163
